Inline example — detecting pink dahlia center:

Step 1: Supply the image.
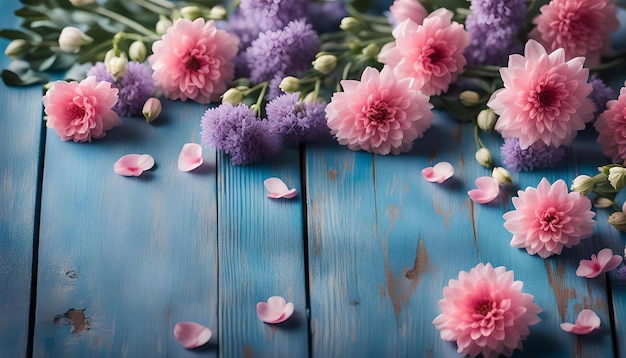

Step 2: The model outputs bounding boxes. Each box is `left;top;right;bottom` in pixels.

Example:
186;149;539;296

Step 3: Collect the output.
69;103;86;120
557;8;594;43
470;299;505;336
539;207;564;232
365;102;390;123
418;41;451;75
528;79;567;120
183;48;208;73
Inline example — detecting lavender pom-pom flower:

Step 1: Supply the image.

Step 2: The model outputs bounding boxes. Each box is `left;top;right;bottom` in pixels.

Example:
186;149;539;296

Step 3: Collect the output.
266;93;329;146
501;138;566;172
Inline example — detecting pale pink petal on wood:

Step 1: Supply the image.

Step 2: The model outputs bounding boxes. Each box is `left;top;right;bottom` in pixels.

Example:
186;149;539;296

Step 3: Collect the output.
173;322;212;348
178;143;203;171
560;309;601;335
264;177;297;199
422;162;454;183
576;248;623;278
256;296;295;324
467;176;500;204
114;154;155;176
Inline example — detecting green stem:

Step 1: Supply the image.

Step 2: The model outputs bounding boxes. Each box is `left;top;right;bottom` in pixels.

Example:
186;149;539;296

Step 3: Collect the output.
128;0;170;15
254;82;268;117
144;0;176;9
78;38;114;62
474;124;486;150
93;7;157;37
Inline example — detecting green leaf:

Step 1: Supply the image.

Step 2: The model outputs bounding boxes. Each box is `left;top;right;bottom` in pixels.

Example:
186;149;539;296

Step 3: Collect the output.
37;55;57;72
0;29;32;41
1;69;48;86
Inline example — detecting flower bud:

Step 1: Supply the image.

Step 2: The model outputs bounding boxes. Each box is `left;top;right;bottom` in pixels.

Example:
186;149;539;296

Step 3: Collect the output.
4;39;29;59
475;147;492;168
142;98;162;123
477;108;497;132
209;5;227;20
128;40;147;62
313;54;337;75
156;17;173;35
180;6;202;20
303;92;323;104
105;49;128;80
459;91;481;107
571;175;594;195
279;76;300;93
609;211;626;231
492;167;511;185
608;166;626;191
58;27;92;53
340;17;362;33
595;197;615;209
221;88;244;105
69;0;95;6
361;43;379;58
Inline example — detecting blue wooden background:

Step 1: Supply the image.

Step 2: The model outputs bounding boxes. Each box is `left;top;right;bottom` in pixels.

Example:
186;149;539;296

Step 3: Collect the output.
1;0;625;357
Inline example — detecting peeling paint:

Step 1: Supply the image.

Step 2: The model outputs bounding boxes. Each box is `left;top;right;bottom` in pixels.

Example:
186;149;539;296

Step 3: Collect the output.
327;168;339;181
53;308;90;334
545;260;576;321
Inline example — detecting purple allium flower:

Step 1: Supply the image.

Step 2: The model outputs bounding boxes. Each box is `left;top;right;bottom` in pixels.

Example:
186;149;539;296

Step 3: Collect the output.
200;103;278;165
245;19;319;84
87;61;156;116
464;0;526;66
266;93;329;146
588;74;616;118
500;138;567;172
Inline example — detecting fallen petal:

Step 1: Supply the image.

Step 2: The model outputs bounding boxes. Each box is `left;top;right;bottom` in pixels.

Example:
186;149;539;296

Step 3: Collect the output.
256;296;295;324
560;309;600;335
468;176;500;204
173;322;212;349
264;177;297;199
422;162;454;183
178;143;203;172
576;248;623;278
114;154;155;176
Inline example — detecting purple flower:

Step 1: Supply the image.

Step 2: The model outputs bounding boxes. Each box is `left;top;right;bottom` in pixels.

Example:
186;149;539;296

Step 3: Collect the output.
500;138;567;172
617;266;626;285
464;0;526;66
87;61;156;116
245;19;319;84
266;93;329;146
589;74;616;118
200;103;278;165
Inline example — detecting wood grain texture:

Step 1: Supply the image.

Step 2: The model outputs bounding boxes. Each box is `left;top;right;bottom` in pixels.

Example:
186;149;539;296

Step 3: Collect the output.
217;149;309;358
33;101;218;357
0;0;42;355
305;110;622;357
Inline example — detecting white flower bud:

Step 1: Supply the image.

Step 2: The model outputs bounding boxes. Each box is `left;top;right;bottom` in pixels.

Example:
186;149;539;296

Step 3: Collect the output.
58;27;92;53
209;5;227;20
313;54;337;75
475;147;492;168
142;98;162;123
594;197;615;208
105;49;128;80
128;40;147;62
571;175;594;195
180;6;202;20
609;211;626;231
303;92;323;104
459;91;481;107
221;88;244;105
4;39;29;59
279;76;300;93
477;108;497;132
361;43;379;58
608;166;626;191
156;17;173;35
340;17;362;33
492;167;512;185
69;0;95;6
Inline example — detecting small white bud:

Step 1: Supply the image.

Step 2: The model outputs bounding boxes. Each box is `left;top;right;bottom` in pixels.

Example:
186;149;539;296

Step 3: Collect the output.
459;91;481;107
128;41;147;62
69;0;95;6
609;211;626;231
221;88;244;105
608;166;626;191
361;43;379;58
571;175;594;195
4;39;29;59
340;17;362;32
313;54;337;75
595;197;615;209
105;49;128;80
475;148;492;168
180;6;202;20
209;5;227;20
477;108;497;132
142;98;162;123
156;17;173;35
58;27;92;53
279;76;300;93
492;167;512;185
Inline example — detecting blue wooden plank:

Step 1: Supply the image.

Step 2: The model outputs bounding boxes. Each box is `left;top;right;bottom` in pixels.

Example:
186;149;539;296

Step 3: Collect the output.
33;101;218;357
217;149;310;357
0;0;43;356
305;109;619;357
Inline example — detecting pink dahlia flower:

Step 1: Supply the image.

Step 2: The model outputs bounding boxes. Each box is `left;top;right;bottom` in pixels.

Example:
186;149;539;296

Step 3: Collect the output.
378;8;470;96
389;0;428;26
325;65;434;154
595;86;626;165
488;40;595;150
149;18;239;104
433;263;542;358
504;178;596;258
529;0;619;66
43;76;121;142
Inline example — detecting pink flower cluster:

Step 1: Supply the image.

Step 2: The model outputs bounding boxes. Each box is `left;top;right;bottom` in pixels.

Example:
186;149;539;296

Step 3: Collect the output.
595;86;626;165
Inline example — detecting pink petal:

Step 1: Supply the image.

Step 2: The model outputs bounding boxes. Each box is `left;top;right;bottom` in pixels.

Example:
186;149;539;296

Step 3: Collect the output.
114;154;155;176
467;176;500;204
596;248;623;271
576;260;600;278
264;177;297;199
422;162;454;183
561;309;601;335
173;322;212;349
178;143;203;172
256;296;295;324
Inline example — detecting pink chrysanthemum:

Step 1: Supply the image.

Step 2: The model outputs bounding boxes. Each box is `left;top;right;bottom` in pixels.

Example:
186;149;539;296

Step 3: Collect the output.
595;86;626;165
503;178;596;258
149;18;239;104
488;40;595;150
325;65;434;154
378;8;470;96
529;0;619;66
43;76;121;142
433;263;542;358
